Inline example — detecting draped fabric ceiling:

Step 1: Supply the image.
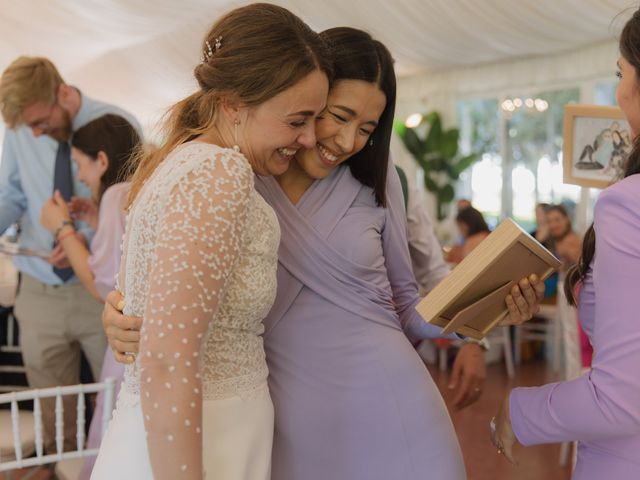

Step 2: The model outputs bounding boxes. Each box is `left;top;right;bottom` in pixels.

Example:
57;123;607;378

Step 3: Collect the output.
0;0;633;130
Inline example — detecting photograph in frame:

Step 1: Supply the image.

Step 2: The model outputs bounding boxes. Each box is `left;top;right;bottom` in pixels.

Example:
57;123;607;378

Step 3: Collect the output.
563;104;631;189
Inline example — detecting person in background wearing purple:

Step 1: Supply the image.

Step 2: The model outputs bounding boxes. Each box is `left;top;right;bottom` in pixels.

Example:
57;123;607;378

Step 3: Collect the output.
492;9;640;478
39;113;141;479
103;27;543;480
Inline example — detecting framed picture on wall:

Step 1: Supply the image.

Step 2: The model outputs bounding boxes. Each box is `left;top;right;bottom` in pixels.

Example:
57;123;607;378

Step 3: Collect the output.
563;104;631;189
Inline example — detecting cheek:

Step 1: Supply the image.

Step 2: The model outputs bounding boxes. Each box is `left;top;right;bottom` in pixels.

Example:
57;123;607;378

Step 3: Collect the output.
315;118;338;141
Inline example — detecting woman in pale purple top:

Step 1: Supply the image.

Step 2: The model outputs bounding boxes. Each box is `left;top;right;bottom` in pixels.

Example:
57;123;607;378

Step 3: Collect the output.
102;28;542;480
493;10;640;478
252;28;541;479
40;114;140;479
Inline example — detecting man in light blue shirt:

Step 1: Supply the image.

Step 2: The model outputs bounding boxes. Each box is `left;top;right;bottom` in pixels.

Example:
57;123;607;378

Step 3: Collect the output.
0;56;141;452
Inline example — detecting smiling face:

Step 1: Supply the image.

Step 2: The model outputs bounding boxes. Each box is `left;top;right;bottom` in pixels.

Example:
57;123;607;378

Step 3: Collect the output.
22;99;72;141
293;79;387;180
236;69;329;176
71;146;107;201
546;209;571;239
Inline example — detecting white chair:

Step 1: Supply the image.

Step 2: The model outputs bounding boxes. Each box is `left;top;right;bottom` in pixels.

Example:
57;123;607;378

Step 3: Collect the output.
0;308;28;393
486;327;515;378
0;378;116;475
432;329;514;378
513;302;562;373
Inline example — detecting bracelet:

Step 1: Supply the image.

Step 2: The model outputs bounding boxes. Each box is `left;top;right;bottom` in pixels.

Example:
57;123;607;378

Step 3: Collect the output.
464;337;490;351
53;219;75;239
56;229;77;244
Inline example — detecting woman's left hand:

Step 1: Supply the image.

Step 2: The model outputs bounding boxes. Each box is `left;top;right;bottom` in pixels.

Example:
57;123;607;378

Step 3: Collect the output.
40;190;71;233
449;343;486;410
491;393;518;465
501;274;545;325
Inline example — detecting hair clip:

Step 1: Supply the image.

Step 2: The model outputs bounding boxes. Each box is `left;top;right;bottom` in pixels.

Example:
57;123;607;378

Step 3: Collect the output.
202;36;223;63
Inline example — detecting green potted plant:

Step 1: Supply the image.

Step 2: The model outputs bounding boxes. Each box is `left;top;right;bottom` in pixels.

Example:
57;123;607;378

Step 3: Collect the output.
395;111;478;220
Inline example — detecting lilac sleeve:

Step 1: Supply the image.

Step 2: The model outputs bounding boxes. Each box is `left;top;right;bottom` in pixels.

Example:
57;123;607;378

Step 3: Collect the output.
88;183;128;302
382;164;456;342
510;180;640;444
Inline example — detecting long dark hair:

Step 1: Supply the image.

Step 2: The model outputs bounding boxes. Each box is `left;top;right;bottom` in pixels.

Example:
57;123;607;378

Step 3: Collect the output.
71;114;141;201
565;8;640;305
319;27;396;207
456;206;490;237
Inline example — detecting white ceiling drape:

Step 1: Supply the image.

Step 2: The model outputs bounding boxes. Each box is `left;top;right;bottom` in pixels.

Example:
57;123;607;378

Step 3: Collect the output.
0;0;634;129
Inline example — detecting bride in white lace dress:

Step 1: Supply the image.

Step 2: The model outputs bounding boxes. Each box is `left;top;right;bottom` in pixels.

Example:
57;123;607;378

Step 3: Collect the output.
90;5;330;480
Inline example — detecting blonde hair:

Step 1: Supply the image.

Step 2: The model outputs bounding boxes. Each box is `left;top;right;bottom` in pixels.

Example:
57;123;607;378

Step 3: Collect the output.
0;57;64;128
126;3;332;206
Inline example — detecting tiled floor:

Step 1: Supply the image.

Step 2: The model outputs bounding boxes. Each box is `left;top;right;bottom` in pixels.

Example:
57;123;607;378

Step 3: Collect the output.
0;467;52;480
2;361;572;480
429;360;573;480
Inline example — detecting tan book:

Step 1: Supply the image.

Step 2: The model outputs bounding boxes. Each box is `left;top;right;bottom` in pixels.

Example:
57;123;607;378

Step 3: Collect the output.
416;218;560;340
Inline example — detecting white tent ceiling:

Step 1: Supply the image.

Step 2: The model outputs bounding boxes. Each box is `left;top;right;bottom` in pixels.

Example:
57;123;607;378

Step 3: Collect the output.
0;0;634;128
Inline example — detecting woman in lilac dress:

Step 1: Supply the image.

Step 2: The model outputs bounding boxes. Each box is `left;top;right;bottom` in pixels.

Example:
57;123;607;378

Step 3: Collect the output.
39;114;140;479
103;28;542;480
492;10;640;478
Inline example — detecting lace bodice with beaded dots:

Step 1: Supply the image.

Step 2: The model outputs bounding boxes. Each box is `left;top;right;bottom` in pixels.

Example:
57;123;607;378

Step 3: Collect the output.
116;142;279;478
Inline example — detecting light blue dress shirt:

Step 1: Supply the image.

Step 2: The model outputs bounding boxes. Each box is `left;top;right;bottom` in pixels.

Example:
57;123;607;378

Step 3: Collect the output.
0;90;141;285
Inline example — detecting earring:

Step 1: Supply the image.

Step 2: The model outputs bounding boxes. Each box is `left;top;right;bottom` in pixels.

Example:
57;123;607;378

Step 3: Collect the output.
233;120;240;152
369;138;374;147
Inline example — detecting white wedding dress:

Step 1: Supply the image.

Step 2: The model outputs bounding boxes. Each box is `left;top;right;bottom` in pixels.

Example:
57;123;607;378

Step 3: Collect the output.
91;142;280;479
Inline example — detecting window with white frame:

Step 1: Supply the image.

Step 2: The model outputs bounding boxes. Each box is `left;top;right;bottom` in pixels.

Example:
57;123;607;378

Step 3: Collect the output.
457;87;581;232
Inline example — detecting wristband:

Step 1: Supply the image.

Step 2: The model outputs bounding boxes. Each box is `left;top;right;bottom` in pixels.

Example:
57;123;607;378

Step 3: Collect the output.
53;219;75;239
464;337;490;351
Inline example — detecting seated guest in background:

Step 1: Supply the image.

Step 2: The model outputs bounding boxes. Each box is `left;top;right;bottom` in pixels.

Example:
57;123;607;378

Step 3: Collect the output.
39;114;141;479
530;202;551;247
446;206;490;263
546;204;582;269
0;56;140;452
456;198;471;212
530;203;559;298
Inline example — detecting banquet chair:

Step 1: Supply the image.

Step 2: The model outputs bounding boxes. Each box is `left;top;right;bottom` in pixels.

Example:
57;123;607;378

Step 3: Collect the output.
0;378;116;476
0;308;28;394
487;327;515;378
433;327;514;378
513;301;562;373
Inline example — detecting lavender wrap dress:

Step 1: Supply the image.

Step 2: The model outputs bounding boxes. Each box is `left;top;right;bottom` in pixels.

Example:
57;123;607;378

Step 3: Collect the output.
255;164;465;480
510;174;640;479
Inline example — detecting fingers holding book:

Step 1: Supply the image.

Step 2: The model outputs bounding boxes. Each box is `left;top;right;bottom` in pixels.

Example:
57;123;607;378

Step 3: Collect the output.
501;274;543;326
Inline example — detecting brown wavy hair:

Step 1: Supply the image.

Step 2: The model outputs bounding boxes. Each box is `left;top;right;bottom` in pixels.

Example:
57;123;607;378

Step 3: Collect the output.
126;3;332;206
565;8;640;305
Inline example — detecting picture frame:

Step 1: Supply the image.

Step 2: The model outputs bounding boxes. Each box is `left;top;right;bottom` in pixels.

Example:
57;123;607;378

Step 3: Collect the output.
563;104;631;189
416;219;560;340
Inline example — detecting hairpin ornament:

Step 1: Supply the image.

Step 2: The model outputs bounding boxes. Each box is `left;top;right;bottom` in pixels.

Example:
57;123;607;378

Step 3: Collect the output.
201;36;223;63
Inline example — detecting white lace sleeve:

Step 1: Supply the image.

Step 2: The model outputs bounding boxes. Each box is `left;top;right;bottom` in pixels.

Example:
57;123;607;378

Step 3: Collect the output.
138;151;253;479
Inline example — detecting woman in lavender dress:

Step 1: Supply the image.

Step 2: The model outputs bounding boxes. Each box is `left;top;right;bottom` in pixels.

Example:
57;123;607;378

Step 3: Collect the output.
39;114;140;479
104;28;543;480
492;9;640;478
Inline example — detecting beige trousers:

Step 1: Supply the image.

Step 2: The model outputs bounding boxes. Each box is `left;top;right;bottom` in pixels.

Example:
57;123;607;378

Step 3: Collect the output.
14;274;106;453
